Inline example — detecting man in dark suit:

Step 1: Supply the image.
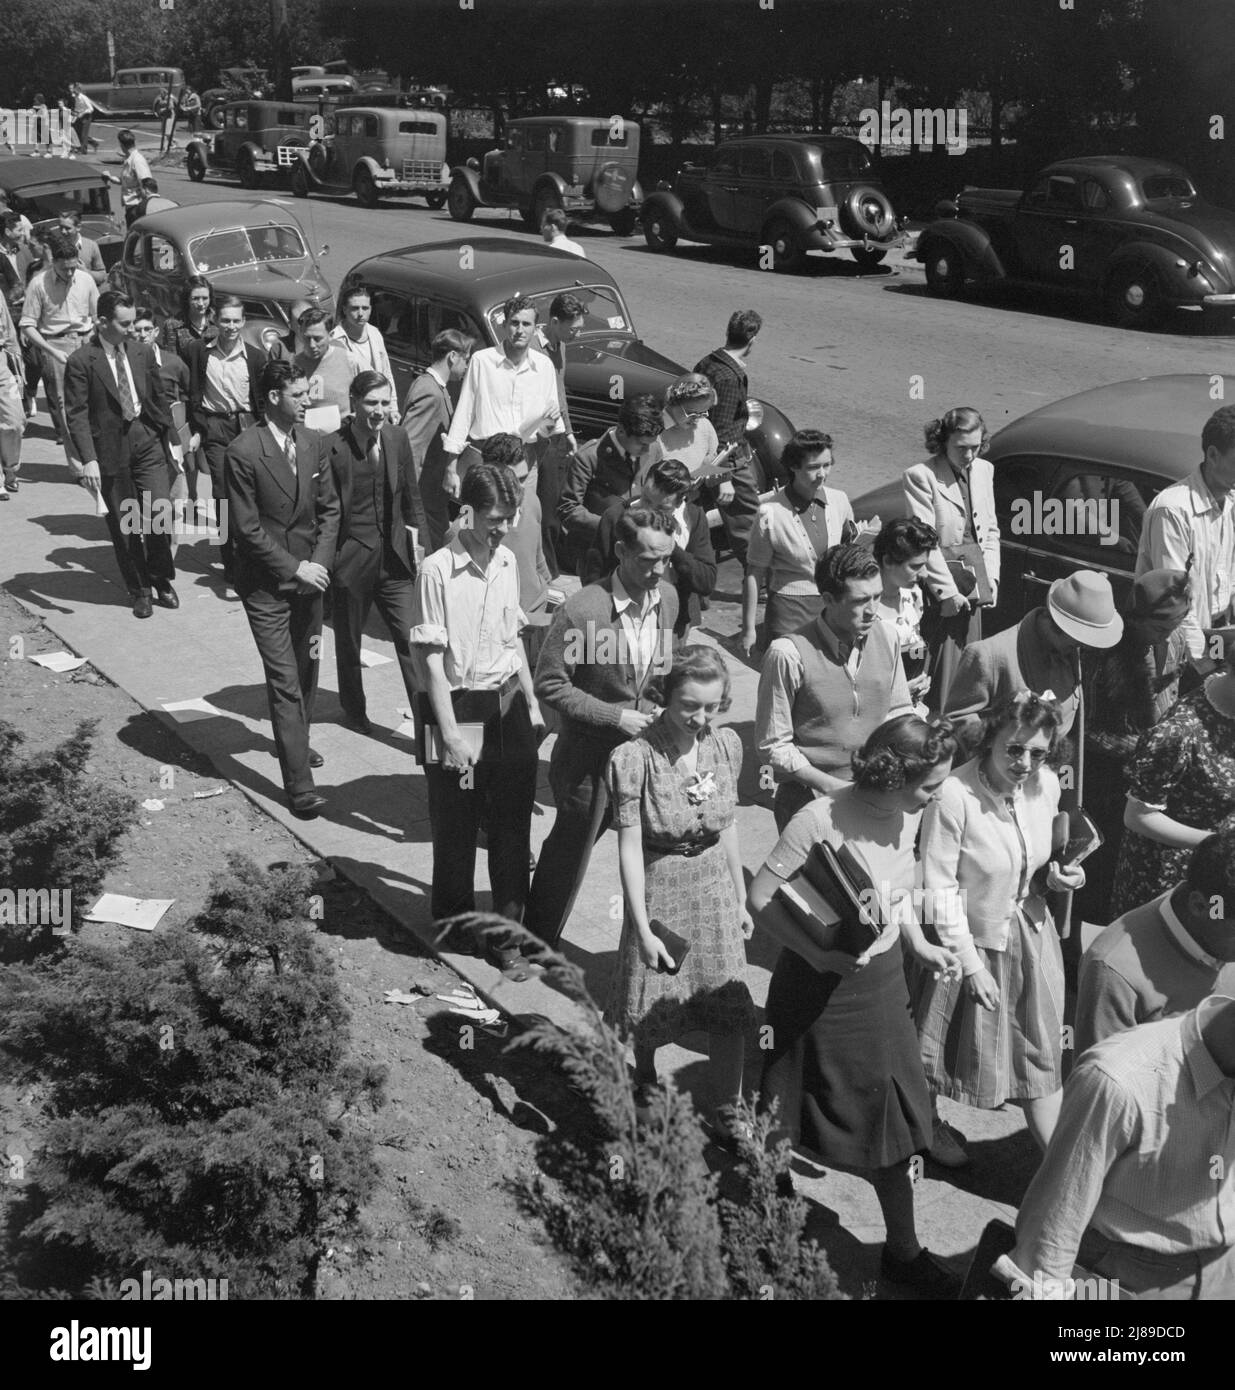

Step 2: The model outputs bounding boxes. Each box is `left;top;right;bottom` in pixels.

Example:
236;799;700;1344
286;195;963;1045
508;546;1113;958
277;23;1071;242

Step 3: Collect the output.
64;289;179;618
184;296;266;584
225;360;341;819
694;308;763;566
328;369;425;733
400;327;472;553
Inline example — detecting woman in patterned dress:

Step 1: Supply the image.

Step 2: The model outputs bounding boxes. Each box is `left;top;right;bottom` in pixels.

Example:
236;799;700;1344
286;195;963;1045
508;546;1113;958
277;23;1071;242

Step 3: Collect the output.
749;713;964;1297
605;645;755;1135
914;692;1086;1157
1111;634;1235;917
875;516;939;712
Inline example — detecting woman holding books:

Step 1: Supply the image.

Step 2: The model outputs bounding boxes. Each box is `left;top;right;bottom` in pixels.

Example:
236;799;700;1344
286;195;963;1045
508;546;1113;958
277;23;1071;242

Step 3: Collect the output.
875;516;939;711
914;692;1086;1163
901;407;1000;712
740;429;863;655
748;713;963;1297
604;646;756;1141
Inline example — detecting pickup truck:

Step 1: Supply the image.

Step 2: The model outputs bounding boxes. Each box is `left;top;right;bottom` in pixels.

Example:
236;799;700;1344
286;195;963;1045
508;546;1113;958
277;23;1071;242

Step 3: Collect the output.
916;154;1235;328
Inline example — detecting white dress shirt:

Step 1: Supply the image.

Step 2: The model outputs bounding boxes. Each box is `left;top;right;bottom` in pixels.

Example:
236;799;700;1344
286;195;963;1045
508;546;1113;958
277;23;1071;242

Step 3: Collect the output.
611;573;662;687
443;345;564;455
104;340;139;409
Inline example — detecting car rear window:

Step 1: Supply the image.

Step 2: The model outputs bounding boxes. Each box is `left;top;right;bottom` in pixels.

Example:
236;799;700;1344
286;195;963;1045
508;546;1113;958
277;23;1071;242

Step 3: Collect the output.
818;144;872;180
1141;173;1195;200
189;223;307;272
738;147;770;179
399;120;438;135
590;127;629;147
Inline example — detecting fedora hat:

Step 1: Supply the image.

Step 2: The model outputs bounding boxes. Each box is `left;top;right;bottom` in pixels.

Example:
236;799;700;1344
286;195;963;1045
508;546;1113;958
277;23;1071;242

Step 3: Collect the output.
1046;571;1123;648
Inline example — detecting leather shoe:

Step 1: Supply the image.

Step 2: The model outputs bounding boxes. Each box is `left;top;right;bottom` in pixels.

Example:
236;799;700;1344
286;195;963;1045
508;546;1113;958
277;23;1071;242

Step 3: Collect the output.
289;791;326;819
340;712;372;735
880;1247;963;1298
154;583;179;610
308;748;324;768
132;592;154;619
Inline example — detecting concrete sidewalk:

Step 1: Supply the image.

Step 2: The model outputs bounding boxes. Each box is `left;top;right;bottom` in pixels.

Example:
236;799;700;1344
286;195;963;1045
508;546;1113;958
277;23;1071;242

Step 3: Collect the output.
1;418;1034;1295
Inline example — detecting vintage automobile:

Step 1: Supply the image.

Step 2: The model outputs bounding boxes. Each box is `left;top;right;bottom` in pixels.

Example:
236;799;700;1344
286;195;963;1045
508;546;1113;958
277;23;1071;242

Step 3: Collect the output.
293;75;360;104
202;68;270;129
0;155;124;267
77;66;184;117
110;201;332;352
344;238;794;507
185;100;313;190
290;106;449;208
851;372;1232;630
447;116;644;235
916;156;1235;328
641;134;904;272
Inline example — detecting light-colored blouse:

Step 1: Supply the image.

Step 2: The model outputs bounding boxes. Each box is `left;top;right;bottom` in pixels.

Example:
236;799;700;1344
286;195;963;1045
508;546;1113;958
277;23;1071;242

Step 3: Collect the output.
747;485;855;595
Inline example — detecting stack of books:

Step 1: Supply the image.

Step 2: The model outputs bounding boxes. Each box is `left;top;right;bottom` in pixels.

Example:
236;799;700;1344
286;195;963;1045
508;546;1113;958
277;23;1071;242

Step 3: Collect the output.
774;841;884;957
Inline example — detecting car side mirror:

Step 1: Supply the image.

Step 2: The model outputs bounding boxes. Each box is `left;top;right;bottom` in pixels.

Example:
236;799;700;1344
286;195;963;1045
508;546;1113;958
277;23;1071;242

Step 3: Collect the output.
318;244;329;257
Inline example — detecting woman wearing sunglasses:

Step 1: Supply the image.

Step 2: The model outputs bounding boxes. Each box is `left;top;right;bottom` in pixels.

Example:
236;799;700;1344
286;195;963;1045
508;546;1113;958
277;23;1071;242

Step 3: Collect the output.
655;373;720;477
913;691;1086;1165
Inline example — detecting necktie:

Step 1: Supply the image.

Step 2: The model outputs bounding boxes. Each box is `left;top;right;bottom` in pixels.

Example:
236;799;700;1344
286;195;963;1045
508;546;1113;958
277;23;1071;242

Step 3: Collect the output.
367;436;380;472
114;347;137;422
951;464;978;543
285;431;297;479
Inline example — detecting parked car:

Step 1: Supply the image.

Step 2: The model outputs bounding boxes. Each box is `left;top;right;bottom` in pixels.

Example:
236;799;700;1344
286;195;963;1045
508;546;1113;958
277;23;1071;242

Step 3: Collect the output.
916;156;1235;328
0;154;123;266
110;201;332;352
447;115;644;235
345;237;794;500
290;106;448;208
202;67;270;129
852;373;1232;631
293;75;359;104
641;134;904;272
185;100;313;190
77;66;184;117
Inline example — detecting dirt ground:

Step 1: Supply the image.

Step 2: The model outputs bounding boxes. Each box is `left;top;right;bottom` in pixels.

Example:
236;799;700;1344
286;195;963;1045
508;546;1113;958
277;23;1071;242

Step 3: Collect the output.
0;584;582;1300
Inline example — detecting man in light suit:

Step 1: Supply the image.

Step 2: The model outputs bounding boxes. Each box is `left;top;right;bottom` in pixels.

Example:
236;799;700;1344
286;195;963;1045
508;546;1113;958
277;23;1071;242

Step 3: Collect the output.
64;289;180;618
328;369;425;734
400;327;472;552
225;360;341;819
902;408;1001;713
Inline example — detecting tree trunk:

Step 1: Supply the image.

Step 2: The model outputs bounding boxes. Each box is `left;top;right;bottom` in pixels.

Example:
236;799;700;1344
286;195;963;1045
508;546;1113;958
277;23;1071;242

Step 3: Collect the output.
753;76;773;133
711;86;723;146
268;0;292;102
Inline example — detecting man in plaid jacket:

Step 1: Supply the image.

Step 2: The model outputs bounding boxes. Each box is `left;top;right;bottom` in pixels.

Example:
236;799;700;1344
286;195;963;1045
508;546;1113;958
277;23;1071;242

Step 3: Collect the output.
693;308;763;566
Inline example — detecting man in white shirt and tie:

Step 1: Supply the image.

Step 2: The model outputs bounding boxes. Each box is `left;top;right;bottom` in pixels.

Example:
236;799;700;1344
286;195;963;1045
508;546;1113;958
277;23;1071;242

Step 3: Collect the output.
63;290;179;618
441;296;571;503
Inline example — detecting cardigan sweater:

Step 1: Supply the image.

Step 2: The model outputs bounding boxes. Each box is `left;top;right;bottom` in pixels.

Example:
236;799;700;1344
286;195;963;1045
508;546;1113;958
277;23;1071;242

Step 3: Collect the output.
747;485;855;595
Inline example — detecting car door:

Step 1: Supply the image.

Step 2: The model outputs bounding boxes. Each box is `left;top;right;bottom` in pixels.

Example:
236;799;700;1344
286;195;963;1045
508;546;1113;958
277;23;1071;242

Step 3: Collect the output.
731;144;774;238
495;127;527;198
1014;173;1085;283
703;147;740;232
143;232;185;321
1069;176;1123;288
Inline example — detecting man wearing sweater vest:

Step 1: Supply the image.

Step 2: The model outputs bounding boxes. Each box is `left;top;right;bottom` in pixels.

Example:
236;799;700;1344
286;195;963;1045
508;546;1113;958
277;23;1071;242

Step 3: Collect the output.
756;543;913;831
1074;830;1235;1057
526;508;679;947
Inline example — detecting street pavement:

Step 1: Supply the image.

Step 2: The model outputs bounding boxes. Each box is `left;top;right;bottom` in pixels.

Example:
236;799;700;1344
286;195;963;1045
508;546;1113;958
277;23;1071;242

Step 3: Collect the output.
2;414;1038;1295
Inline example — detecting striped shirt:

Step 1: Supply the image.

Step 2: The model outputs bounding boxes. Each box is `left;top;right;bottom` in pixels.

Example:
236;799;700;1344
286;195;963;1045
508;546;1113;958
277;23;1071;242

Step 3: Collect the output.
1012;996;1235;1284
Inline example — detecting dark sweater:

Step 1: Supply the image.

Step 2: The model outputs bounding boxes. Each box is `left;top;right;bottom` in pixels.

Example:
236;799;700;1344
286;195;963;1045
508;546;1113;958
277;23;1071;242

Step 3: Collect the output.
534;576;679;750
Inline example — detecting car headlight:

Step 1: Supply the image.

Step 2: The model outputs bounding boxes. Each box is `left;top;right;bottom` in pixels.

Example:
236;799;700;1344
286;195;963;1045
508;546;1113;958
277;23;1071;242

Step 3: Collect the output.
744;399;764;432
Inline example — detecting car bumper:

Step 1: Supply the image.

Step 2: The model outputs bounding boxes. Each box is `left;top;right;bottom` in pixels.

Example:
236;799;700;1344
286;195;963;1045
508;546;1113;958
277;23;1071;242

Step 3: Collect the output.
805;225;907;253
1202;293;1235;307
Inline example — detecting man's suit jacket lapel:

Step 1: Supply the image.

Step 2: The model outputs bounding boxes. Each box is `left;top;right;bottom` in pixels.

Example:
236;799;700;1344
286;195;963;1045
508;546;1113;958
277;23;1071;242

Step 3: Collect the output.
260;424;297;501
292;424;319;510
90;341;122;407
380;423;401;498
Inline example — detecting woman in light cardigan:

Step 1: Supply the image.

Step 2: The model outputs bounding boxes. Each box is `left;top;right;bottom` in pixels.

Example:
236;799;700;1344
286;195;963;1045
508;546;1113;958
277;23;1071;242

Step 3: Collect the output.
913;691;1086;1158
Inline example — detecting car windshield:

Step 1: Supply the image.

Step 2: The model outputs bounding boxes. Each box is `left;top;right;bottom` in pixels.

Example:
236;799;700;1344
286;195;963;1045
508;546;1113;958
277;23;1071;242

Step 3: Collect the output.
188;222;308;273
1140;173;1196;201
818;145;873;179
488;283;635;340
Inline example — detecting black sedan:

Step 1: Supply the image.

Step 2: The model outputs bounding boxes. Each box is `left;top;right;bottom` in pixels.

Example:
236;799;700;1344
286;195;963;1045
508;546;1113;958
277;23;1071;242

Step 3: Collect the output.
345;238;795;489
916;156;1235;328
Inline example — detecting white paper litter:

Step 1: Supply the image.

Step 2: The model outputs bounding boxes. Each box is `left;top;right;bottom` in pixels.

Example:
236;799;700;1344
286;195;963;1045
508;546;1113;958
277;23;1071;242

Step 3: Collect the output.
85;894;174;932
28;651;87;673
359;649;393;668
141;798;165;811
304;403;341;434
161;698;227;723
192;786;227;799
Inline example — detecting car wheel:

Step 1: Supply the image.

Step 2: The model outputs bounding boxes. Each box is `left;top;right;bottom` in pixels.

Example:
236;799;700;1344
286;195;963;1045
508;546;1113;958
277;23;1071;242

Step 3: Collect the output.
447;176;476;222
425;190;447;210
851;246;887;271
922;239;966;297
236;150;260;191
291;161;310;199
608;207;638;237
519;203;538;229
208;104;226;131
354;167;380;208
643;213;678;253
765;219;804;272
1105;264;1165;329
186;147;206;183
532;184;562;230
843;185;897;241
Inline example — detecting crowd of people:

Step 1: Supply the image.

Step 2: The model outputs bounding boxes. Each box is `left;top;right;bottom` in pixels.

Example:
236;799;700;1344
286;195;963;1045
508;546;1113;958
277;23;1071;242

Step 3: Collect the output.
4;258;1235;1301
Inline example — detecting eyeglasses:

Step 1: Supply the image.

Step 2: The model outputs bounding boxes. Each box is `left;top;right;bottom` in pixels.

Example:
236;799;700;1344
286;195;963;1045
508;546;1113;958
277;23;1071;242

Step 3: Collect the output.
1005;743;1049;765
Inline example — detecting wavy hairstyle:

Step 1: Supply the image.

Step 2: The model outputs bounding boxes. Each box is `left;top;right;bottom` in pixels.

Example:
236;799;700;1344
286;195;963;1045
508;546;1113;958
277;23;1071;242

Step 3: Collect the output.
975;690;1070;770
851;714;957;791
646;643;733;713
923;406;990;457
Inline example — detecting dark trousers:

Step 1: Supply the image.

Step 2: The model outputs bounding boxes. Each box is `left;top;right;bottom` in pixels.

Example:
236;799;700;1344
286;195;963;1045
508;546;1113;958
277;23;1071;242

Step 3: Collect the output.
201;413;247;576
418;447;452;553
72;113;94;150
99;424;175;596
923;601;983;715
424;689;537;924
525;732;614;946
331;542;419;720
241;585;323;797
536;436;568;578
699;452;760;566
